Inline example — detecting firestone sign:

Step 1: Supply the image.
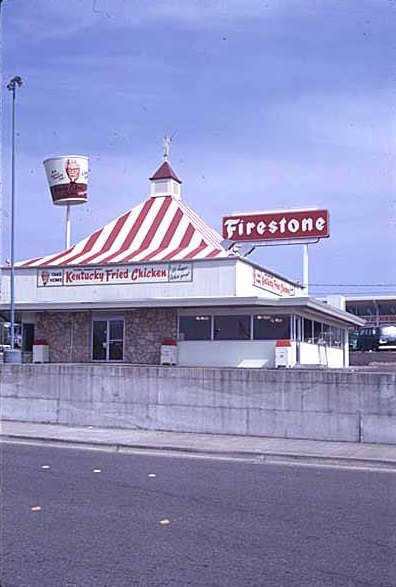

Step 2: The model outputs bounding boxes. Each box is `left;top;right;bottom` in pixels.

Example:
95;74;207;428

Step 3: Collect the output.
37;263;193;287
222;209;329;242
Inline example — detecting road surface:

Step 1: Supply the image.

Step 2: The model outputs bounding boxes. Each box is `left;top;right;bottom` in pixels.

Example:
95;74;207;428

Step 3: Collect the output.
1;443;395;587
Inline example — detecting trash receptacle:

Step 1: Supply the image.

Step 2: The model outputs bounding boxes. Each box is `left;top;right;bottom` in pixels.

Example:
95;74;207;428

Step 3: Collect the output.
160;338;177;365
275;339;293;368
33;340;49;363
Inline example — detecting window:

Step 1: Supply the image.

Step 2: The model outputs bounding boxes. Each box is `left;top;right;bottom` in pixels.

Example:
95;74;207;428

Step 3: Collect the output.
108;320;124;360
213;315;250;340
179;316;211;340
154;180;168;193
382;325;396;338
330;326;343;348
294;315;303;342
22;323;35;352
303;321;345;348
313;321;323;343
254;315;290;340
304;318;313;342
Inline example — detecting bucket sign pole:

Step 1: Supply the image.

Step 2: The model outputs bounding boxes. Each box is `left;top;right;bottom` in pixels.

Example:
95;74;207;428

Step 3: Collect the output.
65;204;71;249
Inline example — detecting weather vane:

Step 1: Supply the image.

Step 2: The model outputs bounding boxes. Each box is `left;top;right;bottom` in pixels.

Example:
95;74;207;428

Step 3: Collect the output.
162;135;171;160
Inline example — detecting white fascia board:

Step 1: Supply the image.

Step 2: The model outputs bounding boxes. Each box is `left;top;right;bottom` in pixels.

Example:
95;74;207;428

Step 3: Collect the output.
275;298;365;326
2;295;364;326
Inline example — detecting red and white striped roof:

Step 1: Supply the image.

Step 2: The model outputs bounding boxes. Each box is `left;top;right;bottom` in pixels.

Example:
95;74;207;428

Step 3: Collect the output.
19;194;233;267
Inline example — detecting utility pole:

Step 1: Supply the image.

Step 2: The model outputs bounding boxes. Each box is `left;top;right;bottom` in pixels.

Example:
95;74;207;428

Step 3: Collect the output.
4;75;23;363
0;1;4;300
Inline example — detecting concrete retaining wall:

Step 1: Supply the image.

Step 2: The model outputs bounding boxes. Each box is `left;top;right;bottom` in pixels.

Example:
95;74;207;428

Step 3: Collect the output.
1;364;395;444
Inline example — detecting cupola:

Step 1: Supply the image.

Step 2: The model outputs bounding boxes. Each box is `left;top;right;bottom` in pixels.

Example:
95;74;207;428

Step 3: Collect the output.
149;135;182;199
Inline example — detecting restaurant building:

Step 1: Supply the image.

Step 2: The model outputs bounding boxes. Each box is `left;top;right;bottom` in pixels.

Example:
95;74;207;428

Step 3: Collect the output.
1;159;363;368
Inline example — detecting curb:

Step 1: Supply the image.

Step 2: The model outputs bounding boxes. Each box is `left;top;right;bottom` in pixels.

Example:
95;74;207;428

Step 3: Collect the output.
2;434;396;471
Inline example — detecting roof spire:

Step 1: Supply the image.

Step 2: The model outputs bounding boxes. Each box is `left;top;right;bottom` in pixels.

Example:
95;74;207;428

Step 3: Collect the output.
162;135;171;161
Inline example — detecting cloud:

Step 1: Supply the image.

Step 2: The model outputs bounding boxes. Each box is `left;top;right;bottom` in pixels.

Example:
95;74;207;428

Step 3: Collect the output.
273;90;396;155
2;0;313;44
2;0;394;293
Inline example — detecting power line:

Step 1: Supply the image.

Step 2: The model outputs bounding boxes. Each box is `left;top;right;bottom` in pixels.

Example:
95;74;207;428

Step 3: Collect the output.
309;284;396;288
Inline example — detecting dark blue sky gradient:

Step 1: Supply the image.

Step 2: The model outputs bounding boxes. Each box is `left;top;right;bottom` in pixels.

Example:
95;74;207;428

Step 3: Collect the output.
1;0;395;294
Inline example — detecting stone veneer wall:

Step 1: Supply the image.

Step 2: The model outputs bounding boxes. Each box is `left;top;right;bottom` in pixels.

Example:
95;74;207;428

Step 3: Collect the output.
35;311;92;363
124;309;177;364
34;308;177;364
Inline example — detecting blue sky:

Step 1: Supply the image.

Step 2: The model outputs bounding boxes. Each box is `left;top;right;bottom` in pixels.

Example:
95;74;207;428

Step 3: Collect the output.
1;0;395;295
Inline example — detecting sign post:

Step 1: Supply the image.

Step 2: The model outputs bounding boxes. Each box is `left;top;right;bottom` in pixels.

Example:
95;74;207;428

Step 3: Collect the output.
303;243;309;296
66;205;71;249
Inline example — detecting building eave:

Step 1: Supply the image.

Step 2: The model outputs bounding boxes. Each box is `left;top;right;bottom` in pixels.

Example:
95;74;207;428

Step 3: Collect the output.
1;295;364;326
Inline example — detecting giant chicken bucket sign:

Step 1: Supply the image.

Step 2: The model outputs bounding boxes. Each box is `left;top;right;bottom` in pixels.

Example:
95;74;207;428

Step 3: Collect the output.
43;155;89;206
222;209;330;242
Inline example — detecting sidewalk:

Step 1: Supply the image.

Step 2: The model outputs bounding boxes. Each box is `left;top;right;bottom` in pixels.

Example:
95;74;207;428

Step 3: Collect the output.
1;420;396;469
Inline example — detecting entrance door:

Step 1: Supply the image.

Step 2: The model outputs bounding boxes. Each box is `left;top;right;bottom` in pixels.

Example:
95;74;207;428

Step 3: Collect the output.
92;319;124;361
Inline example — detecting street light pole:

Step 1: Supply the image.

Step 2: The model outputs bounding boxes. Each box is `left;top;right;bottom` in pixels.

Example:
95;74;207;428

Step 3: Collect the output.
0;1;5;315
6;75;23;354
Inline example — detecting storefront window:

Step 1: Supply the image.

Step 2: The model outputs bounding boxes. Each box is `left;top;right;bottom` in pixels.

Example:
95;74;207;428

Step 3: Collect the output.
108;320;124;360
178;312;346;348
304;318;313;343
178;316;211;340
331;326;343;348
253;315;290;340
322;326;342;348
313;321;323;343
303;319;344;347
293;315;303;342
321;323;330;344
213;315;250;340
22;323;35;352
93;320;107;360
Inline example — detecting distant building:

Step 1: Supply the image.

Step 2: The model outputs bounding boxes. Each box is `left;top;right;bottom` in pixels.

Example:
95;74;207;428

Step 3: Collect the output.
345;296;396;325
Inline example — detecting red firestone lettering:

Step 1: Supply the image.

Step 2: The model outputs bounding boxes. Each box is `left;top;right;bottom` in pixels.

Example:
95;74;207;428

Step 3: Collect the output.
224;212;328;240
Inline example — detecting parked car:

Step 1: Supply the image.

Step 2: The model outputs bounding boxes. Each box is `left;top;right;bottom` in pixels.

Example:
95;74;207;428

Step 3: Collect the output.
355;324;396;351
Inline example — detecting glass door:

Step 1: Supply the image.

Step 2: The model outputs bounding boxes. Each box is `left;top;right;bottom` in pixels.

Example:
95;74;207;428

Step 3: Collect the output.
92;319;124;361
108;320;124;360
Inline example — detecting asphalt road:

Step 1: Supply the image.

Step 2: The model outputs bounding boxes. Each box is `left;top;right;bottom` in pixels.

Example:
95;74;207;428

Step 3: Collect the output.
1;444;395;587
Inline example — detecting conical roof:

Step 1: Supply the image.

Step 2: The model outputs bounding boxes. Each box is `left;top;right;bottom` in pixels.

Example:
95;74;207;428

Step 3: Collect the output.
150;161;182;183
19;195;232;267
